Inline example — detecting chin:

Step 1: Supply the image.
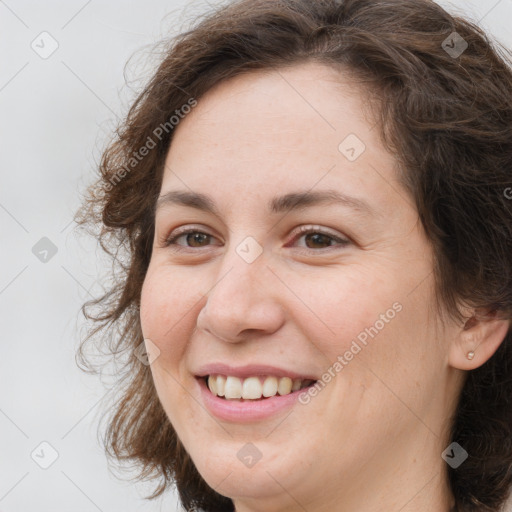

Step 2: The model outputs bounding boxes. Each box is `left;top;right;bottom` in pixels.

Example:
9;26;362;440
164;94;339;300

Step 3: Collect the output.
184;436;300;499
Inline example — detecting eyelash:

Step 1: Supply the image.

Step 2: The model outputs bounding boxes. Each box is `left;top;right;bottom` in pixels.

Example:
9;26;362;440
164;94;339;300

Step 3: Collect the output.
161;225;350;253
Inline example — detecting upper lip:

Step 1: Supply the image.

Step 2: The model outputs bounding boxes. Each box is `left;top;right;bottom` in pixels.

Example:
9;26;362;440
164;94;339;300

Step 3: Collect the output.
194;363;319;381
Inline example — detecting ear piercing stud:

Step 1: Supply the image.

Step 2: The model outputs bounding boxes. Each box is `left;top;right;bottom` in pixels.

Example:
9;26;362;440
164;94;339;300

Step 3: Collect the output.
467;351;475;360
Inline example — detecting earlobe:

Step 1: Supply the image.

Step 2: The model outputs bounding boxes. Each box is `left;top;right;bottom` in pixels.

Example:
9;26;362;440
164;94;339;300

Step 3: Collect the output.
448;309;510;371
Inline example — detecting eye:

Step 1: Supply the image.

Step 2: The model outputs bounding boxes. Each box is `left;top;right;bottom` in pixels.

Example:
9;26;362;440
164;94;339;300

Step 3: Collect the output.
162;227;219;250
287;225;350;251
161;225;350;252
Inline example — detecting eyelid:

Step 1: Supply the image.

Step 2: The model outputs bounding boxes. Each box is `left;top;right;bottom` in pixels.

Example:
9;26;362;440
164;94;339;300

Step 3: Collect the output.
160;223;351;254
160;224;221;247
286;225;351;252
289;224;348;242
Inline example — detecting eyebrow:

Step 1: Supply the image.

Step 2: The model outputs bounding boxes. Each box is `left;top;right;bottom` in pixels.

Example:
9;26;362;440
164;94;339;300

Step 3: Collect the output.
156;189;377;217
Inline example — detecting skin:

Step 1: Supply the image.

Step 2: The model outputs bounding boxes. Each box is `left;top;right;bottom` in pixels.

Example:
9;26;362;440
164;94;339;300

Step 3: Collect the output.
139;61;510;512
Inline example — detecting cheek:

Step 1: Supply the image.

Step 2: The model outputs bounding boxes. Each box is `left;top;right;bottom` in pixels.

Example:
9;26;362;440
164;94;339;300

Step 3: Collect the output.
288;266;399;354
139;268;200;425
292;265;435;406
139;265;199;361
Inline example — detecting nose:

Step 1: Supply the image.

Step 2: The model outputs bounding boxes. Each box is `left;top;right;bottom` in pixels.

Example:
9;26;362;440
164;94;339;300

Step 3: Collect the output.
196;249;285;343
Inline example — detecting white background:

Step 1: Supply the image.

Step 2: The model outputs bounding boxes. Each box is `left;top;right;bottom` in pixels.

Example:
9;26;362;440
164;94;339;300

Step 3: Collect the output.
1;0;511;510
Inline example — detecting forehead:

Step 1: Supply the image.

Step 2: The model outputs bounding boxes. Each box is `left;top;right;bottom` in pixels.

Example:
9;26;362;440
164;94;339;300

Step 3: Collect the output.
160;62;402;218
169;61;370;148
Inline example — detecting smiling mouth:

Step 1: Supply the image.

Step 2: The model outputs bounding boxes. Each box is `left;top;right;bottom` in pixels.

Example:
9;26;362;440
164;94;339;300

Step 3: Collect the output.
201;374;317;401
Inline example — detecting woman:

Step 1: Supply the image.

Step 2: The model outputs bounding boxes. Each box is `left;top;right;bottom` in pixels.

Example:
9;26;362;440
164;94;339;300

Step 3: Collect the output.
75;0;512;511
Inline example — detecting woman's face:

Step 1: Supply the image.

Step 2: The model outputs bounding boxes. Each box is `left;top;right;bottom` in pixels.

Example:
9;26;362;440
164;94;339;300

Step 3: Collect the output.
140;62;463;511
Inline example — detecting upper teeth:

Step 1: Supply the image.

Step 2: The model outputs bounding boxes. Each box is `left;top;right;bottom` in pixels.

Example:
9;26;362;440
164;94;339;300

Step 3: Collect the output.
207;375;313;400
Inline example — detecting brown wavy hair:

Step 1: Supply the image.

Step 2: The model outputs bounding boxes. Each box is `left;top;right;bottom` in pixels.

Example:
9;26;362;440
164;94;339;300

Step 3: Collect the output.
74;0;512;510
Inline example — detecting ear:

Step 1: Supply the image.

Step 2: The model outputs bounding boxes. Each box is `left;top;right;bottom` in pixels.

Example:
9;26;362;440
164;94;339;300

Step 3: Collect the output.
449;307;510;371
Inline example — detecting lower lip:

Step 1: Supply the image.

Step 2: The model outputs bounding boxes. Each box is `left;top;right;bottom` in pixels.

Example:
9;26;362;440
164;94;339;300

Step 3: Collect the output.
196;377;312;423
